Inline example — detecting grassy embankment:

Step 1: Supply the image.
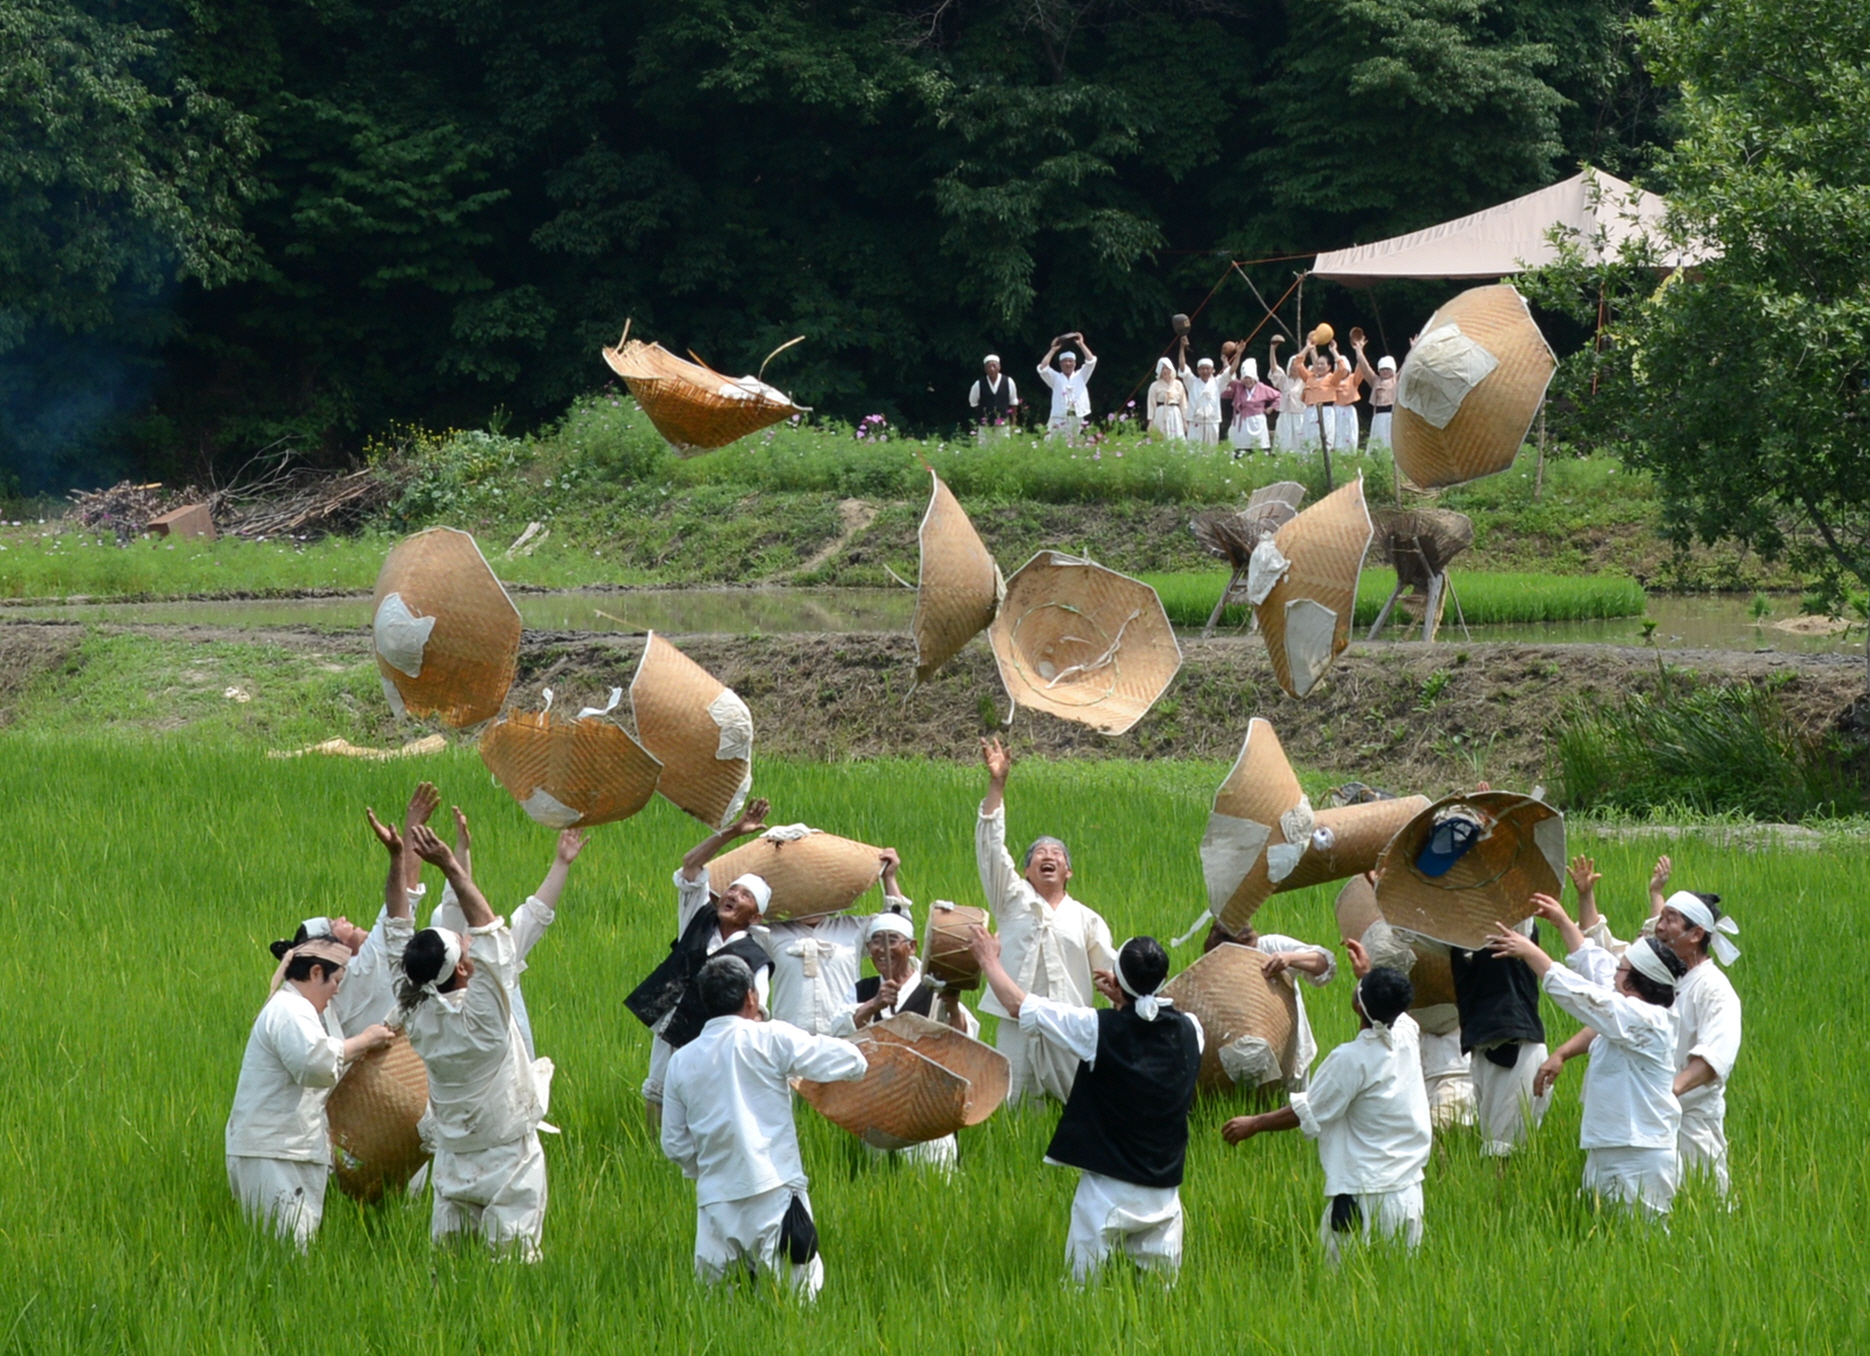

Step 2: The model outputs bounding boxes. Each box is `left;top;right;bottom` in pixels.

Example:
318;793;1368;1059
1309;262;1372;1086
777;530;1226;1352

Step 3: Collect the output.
0;741;1861;1350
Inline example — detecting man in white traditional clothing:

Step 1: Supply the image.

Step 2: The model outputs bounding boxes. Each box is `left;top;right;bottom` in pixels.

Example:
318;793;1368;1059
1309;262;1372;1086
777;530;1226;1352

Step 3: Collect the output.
975;736;1117;1104
1222;940;1431;1265
394;824;557;1260
1178;349;1224;446
1489;893;1685;1218
226;937;396;1247
972;929;1202;1282
968;354;1019;436
662;954;869;1298
758;847;909;1036
1037;333;1097;442
1201;919;1336;1089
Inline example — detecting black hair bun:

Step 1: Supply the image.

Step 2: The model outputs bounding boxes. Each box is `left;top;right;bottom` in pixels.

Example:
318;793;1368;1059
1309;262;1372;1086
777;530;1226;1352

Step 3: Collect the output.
269;939;294;960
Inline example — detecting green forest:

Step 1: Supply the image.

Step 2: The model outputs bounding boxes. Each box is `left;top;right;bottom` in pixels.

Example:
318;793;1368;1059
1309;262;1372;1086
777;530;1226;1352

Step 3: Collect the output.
4;0;1666;491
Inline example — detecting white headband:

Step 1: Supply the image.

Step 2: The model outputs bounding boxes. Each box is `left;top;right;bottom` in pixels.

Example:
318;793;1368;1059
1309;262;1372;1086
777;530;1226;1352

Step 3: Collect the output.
1114;938;1173;1021
729;873;772;915
867;911;915;943
430;930;463;992
1626;938;1679;990
299;916;334;940
1352;976;1398;1048
1663;890;1740;964
1378;356;1396;371
983;354;1000;365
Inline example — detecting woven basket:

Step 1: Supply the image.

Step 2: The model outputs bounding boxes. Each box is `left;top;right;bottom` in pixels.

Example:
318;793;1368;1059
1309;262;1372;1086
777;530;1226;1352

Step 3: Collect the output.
1214;794;1428;935
1255;477;1374;699
601;336;807;454
478;708;663;828
371;528;521;728
1203;718;1305;924
1161;943;1299;1094
1375;791;1566;950
705;828;884;922
923;904;990;989
796;1014;1009;1148
326;1033;430;1202
1391;285;1555;490
629;633;752;830
988;551;1182;735
1333;874;1456;1008
913;472;1002;686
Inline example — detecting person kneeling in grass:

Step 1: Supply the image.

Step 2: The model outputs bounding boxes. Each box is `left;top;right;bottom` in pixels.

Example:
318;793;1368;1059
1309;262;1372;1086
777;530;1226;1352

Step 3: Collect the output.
1487;893;1685;1219
1222;939;1430;1265
970;926;1202;1283
394;824;553;1261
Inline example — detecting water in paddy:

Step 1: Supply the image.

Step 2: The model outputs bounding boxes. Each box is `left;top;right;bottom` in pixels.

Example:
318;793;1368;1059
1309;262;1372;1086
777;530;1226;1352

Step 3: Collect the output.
5;588;1861;655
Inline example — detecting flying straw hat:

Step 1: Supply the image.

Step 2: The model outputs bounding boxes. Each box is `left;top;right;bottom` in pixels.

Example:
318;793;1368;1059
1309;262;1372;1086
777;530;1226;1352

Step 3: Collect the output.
1391;284;1556;489
1201;718;1306;927
796;1012;1010;1148
1375;791;1566;950
477;704;663;828
705;825;884;921
923;903;990;989
628;632;752;830
988;551;1182;734
912;472;1004;688
601;326;809;454
1252;476;1374;699
1161;943;1299;1094
1333;874;1456;1008
1213;793;1430;935
371;527;521;728
326;1034;430;1202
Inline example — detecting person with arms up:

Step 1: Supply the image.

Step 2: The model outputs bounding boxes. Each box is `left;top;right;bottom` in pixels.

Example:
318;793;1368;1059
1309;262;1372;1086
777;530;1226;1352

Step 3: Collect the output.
662;955;868;1298
1179;349;1224;447
974;736;1117;1103
1037;333;1097;442
758;847;909;1037
1449;900;1549;1156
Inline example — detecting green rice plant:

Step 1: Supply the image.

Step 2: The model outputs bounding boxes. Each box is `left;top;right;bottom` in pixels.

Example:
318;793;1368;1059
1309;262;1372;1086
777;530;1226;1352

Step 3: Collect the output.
1140;568;1648;631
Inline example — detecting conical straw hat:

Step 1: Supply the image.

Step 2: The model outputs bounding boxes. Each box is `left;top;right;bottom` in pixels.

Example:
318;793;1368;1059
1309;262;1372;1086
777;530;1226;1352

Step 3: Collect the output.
326;1033;430;1202
478;707;663;828
629;632;752;830
796;1013;1009;1147
1212;793;1428;935
988;551;1182;734
1202;719;1306;928
704;826;884;921
601;335;809;454
1392;285;1556;489
1254;477;1374;699
1333;874;1456;1008
1375;791;1566;950
923;904;990;989
1161;943;1299;1094
913;472;1003;687
371;527;521;728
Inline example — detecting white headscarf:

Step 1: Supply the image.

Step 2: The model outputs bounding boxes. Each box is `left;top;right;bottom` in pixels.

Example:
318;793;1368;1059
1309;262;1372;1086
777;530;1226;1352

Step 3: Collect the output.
1156;357;1174;379
1627;937;1680;989
1377;356;1396;372
1114;938;1173;1022
728;874;772;915
1663;890;1740;964
1243;358;1259;383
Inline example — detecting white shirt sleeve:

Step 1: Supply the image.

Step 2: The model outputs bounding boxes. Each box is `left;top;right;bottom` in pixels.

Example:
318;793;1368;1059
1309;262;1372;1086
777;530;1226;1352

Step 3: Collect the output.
674;868;713;935
1689;977;1742;1079
1018;994;1100;1066
1006;378;1019;405
267;997;347;1089
1543;960;1664;1048
661;1072;698;1178
782;1028;869;1084
1084;909;1117;975
1038;365;1061;390
1289;1042;1365;1139
1259;934;1337;988
975;804;1023;925
510;894;555;964
968;380;982;407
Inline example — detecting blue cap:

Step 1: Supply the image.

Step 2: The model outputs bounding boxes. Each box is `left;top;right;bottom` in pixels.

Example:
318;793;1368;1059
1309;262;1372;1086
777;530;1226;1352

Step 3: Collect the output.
1416;813;1482;878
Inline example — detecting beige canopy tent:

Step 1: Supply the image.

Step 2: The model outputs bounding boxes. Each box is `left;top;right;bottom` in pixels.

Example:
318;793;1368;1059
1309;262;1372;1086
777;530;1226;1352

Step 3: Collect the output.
1310;169;1705;285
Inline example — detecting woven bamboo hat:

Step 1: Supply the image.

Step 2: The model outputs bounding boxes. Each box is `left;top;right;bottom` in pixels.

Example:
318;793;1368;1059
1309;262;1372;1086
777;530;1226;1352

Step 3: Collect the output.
705;826;884;921
1391;285;1556;489
1212;791;1429;935
923;903;990;989
371;527;521;728
1161;943;1299;1094
601;326;809;454
629;632;752;830
1333;873;1456;1008
477;703;663;828
1253;477;1374;699
1202;718;1306;930
796;1012;1010;1148
326;1033;430;1202
912;472;1003;687
1375;791;1566;949
988;551;1182;734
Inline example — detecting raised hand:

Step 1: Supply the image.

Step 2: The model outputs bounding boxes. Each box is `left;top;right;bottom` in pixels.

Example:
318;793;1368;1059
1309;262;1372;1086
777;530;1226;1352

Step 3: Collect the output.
556;827;586;866
980;736;1012;783
405;781;440;833
729;798;770;839
1568;854;1601;897
1260;951;1293;980
366;807;401;854
966;925;1001;965
1343;935;1372;980
410;823;457;870
451;805;471;855
1528;892;1569;926
1485;922;1540;963
1649;855;1672;897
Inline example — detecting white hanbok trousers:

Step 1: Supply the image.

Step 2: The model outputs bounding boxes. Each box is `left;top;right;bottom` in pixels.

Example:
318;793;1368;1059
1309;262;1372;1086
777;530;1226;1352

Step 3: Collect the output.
1230;414;1270;451
1293;406;1326;451
1317;1183;1424;1266
1189;418;1220;446
1471;1041;1550;1156
1368;411;1393;447
695;1184;824;1298
431;1130;547;1261
1333;406;1359;452
1066;1171;1183;1282
1679;1107;1731;1197
642;1033;676;1105
1582;1146;1679;1218
1152;407;1186;440
227;1155;327;1250
1273;410;1305;453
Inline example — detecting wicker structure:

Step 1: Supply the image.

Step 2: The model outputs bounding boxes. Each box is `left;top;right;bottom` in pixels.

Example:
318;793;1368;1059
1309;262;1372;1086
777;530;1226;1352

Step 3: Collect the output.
600;329;808;454
796;1012;1010;1148
912;472;1003;688
1161;943;1300;1094
478;708;663;828
1365;508;1477;642
1375;791;1566;949
628;633;752;830
1253;477;1374;698
1189;482;1308;639
1333;874;1457;1008
326;1034;430;1202
371;527;521;728
705;827;884;922
988;551;1182;734
923;904;990;989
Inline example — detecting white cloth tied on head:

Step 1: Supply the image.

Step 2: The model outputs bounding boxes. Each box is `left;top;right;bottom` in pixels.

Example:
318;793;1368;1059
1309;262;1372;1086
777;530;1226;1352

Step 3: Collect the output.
729;873;773;914
268;936;351;995
299;916;334;940
1114;937;1173;1022
1662;890;1740;964
1156;357;1174;378
984;354;1000;366
427;929;464;995
1626;937;1678;989
1377;355;1396;372
1352;976;1399;1048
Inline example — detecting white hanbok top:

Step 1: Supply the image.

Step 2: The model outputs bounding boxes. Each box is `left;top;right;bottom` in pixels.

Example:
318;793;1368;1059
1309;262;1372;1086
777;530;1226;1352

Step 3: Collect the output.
968;375;1019;408
758;907;901;1036
225;986;347;1163
1038;358;1097;422
1290;1012;1432;1197
1018;994;1206;1070
975;804;1116;1022
661;1014;868;1206
421;882;558;1057
1181;368;1223;425
329;903;413;1037
1542;942;1681;1151
1256;933;1336;1082
660;867;771;1021
1674;961;1741;1123
401;918;545;1155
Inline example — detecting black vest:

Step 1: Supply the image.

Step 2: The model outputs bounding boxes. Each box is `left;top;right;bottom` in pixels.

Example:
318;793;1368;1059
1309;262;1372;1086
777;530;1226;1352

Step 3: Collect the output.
625;908;772;1050
1450;923;1546;1053
854;974;937;1019
977;374;1013;420
1045;1007;1202;1189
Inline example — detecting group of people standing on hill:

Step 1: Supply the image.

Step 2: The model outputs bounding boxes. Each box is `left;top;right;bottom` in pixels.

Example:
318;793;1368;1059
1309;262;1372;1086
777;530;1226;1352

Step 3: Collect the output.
226;747;1741;1294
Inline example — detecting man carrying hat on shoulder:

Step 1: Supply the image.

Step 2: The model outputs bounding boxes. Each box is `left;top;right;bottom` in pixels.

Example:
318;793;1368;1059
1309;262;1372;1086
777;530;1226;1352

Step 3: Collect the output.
971;927;1202;1283
969;354;1019;438
975;737;1117;1104
1038;333;1097;443
627;798;777;1130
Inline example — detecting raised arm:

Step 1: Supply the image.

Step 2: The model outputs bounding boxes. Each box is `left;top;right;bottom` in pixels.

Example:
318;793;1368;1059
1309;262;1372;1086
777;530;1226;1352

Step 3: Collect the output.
968;926;1026;1018
401;781;440;893
1647;855;1672;918
533;828;587;911
411;822;493;928
366;808;410;921
679;797;770;882
1568;854;1604;931
1529;892;1585;956
1074;332;1096;362
979;736;1011;817
1353;344;1376;384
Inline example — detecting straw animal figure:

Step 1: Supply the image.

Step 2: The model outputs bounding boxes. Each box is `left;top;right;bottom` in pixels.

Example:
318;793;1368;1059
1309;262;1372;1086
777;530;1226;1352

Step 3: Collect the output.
1364;508;1475;642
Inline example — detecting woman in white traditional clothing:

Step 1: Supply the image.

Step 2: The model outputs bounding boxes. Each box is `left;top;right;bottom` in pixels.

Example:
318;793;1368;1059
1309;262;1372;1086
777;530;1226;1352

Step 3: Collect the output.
1145;358;1187;440
1270;335;1306;452
1365;350;1398;448
1331;353;1362;453
1224;355;1282;456
225;936;396;1248
1488;893;1685;1218
1179;348;1224;446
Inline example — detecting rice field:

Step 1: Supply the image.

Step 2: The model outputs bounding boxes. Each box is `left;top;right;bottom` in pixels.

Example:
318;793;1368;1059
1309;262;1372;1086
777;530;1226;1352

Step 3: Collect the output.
1;739;1861;1352
1142;568;1649;632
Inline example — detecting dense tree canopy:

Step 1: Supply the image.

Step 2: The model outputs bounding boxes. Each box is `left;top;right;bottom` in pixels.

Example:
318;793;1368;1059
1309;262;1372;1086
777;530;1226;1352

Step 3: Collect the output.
0;0;1668;491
